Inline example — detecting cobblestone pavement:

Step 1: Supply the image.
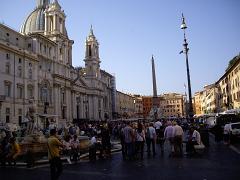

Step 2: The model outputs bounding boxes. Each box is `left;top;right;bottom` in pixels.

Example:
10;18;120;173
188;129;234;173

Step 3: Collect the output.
1;136;240;180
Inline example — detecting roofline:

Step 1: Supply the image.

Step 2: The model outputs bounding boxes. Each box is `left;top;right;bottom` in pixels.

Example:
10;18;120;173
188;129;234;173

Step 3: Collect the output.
216;56;240;84
0;23;29;39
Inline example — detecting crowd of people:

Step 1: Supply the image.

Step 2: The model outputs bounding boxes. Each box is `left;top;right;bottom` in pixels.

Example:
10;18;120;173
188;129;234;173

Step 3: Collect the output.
0;118;212;180
118;119;207;160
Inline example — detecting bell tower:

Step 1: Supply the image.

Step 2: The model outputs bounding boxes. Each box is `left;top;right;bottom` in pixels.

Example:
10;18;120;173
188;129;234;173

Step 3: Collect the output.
44;0;73;66
44;0;67;37
84;26;101;79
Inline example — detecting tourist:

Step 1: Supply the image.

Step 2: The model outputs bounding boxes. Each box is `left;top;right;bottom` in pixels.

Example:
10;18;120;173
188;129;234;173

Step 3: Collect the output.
146;122;156;157
89;133;97;161
6;137;20;166
172;121;184;156
186;127;202;154
122;121;134;160
154;119;162;135
157;126;165;155
47;128;63;180
134;122;145;160
101;123;111;158
70;135;80;163
164;121;174;156
0;135;10;166
62;135;72;161
223;123;231;145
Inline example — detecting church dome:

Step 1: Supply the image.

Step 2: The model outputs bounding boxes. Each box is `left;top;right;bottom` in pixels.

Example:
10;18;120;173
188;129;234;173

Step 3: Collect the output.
20;0;49;35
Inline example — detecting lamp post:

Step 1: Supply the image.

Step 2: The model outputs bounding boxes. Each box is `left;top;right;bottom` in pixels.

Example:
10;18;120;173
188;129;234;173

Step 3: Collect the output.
180;14;194;121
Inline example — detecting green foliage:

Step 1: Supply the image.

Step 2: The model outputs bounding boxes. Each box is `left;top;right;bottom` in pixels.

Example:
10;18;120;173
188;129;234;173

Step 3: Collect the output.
226;55;240;72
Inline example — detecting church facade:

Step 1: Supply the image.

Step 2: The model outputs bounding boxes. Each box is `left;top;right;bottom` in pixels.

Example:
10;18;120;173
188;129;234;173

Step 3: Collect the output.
0;0;116;127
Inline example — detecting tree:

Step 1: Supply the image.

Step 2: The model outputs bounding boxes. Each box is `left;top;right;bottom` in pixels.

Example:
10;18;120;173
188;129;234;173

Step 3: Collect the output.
226;55;240;72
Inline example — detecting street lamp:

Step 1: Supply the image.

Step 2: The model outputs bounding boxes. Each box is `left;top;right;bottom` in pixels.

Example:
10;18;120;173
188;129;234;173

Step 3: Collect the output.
180;13;194;121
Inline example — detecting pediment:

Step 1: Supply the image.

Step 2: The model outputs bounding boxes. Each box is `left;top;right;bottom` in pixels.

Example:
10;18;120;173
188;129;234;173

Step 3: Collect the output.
72;76;88;87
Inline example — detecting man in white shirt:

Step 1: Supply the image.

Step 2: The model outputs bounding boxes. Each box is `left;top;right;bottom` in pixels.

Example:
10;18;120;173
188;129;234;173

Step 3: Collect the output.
146;122;156;156
154;120;162;135
172;121;183;156
192;130;201;145
223;123;231;144
89;134;97;161
186;127;202;154
164;121;174;155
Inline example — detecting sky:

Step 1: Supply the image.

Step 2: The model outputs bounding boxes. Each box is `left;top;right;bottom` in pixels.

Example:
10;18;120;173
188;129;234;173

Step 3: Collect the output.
0;0;240;96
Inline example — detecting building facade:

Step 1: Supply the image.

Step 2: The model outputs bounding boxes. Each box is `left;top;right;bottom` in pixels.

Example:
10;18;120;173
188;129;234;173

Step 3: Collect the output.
193;91;203;115
116;91;135;118
216;55;240;112
159;93;185;118
133;95;143;118
192;55;240;115
0;0;116;127
142;96;153;118
142;93;185;119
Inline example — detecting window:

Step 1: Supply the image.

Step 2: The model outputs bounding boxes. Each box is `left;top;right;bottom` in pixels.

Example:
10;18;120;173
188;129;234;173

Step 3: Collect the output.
17;85;23;99
18;66;22;77
61;90;65;104
19;58;22;63
5;63;10;74
28;86;33;99
98;99;101;108
47;63;51;72
6;33;9;37
59;18;63;33
6;108;10;114
28;43;31;48
88;45;92;56
6;53;10;59
18;109;22;115
49;47;52;56
40;84;51;103
4;82;11;97
6;108;10;123
28;69;33;79
18;116;22;125
6;115;10;123
16;38;19;46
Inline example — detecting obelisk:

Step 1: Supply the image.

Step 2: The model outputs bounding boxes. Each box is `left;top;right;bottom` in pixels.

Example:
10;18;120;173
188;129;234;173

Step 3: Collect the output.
151;55;158;120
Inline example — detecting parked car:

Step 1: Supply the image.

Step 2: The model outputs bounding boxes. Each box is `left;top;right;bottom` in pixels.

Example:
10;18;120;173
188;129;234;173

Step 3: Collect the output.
229;122;240;137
